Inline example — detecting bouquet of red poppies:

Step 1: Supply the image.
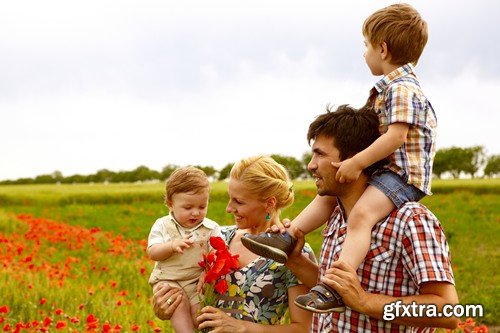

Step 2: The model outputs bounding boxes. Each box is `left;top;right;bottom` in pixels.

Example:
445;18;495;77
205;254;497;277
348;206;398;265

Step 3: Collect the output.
197;236;239;329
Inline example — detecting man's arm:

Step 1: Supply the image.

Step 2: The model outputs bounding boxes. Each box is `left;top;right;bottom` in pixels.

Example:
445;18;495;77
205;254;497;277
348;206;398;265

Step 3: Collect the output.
285;228;320;288
323;261;460;329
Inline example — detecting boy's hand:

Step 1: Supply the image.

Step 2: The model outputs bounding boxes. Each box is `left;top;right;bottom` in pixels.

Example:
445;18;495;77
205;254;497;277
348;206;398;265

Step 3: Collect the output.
331;157;363;183
171;234;194;254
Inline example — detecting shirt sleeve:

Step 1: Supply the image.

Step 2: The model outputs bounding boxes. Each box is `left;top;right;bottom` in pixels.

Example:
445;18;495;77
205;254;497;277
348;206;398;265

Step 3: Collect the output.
147;218;171;248
385;82;424;126
401;207;455;286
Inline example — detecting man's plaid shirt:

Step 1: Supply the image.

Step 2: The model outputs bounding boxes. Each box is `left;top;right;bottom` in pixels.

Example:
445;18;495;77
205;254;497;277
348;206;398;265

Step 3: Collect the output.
312;202;454;333
370;63;437;195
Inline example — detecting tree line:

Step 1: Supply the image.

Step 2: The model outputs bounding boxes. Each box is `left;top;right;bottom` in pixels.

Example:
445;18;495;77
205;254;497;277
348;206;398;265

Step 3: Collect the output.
2;146;499;185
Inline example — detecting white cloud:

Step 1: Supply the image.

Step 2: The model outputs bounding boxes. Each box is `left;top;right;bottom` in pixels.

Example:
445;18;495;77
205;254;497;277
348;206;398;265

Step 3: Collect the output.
1;0;499;180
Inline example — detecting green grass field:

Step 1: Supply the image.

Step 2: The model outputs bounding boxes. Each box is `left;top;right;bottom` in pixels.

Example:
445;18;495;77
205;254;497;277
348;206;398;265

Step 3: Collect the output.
0;179;498;331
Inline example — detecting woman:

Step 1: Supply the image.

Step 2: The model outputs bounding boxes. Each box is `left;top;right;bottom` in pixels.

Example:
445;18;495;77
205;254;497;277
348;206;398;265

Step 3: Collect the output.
153;155;314;332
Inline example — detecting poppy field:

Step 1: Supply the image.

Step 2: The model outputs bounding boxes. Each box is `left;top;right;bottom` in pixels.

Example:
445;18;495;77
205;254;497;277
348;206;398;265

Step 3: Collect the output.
0;179;498;332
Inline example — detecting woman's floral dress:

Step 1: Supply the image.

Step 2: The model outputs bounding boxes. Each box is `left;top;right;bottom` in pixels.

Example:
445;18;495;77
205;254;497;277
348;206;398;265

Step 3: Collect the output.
216;226;316;324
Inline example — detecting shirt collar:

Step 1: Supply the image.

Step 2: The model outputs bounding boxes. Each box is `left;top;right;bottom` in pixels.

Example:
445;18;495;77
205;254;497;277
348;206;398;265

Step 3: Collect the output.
168;213;207;232
373;63;415;94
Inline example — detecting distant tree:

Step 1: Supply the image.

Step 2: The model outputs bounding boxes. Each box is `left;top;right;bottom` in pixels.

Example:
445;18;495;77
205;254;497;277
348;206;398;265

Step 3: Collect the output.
195;165;217;178
161;164;178;181
432;146;487;179
34;174;56;184
271;154;304;180
130;165;160;182
484;155;500;177
62;174;87;184
218;163;234;181
301;152;313;178
433;149;451;179
52;170;63;182
462;146;486;178
93;169;115;182
444;147;471;179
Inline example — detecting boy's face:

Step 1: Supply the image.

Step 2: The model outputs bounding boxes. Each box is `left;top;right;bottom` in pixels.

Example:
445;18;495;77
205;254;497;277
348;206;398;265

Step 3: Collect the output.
363;37;384;76
167;190;209;229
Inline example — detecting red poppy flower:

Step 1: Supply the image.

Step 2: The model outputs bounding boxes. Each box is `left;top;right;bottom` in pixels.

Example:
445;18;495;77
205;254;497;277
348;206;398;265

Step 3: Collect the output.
43;317;52;327
209;236;226;251
214;279;228;294
55;321;66;330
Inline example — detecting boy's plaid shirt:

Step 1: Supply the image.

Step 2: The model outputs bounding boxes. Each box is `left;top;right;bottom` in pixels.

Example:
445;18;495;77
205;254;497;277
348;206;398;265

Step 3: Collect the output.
370;63;437;195
312;202;454;333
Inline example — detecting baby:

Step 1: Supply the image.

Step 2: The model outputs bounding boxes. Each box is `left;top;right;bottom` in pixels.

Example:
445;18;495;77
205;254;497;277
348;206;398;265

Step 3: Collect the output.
147;166;221;332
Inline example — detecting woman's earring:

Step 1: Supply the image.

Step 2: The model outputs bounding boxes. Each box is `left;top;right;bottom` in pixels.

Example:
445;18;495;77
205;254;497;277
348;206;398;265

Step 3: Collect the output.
265;213;271;222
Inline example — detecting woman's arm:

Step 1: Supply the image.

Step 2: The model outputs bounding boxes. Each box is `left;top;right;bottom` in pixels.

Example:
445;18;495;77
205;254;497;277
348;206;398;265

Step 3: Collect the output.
196;284;312;333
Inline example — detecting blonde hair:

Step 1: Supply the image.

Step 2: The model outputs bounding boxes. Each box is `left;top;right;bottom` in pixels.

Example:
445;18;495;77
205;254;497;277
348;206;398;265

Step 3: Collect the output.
230;155;294;211
363;3;428;66
165;166;209;204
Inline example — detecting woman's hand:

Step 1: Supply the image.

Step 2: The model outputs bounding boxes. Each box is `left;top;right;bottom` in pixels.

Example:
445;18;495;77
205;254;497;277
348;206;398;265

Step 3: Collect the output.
197;306;246;333
152;283;183;320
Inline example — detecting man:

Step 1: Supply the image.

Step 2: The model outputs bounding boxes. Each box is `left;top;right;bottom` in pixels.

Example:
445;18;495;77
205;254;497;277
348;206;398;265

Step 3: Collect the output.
285;105;459;332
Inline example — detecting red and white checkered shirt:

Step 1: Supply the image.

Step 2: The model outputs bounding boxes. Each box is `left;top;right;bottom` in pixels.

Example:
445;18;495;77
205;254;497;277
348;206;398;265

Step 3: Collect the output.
312;202;455;333
370;63;437;195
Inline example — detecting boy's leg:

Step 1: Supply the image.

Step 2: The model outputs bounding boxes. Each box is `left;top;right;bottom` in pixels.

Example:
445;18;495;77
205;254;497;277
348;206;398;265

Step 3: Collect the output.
295;185;395;313
241;195;336;263
170;292;195;333
338;185;396;269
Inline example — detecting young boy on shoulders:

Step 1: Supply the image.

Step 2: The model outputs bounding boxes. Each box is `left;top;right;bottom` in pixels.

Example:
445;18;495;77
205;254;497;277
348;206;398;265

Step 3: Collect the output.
242;3;437;313
147;166;221;332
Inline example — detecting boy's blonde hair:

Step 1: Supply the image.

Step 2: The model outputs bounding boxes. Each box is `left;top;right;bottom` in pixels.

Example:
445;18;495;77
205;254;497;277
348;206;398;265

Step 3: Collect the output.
230;155;294;211
165;166;209;204
363;3;428;66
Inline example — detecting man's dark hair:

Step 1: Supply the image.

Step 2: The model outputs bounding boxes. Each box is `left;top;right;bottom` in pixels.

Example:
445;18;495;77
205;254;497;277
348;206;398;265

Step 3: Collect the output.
307;104;385;175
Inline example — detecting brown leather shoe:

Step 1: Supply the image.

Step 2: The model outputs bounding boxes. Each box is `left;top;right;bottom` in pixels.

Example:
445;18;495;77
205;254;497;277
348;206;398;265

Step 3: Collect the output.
295;283;345;313
241;231;297;264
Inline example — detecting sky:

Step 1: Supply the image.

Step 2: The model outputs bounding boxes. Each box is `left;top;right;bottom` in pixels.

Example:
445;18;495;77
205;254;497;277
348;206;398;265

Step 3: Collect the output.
1;0;499;181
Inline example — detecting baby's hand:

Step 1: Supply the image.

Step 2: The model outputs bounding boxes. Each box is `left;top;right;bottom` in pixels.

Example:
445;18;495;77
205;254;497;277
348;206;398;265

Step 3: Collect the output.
331;157;362;184
171;234;194;254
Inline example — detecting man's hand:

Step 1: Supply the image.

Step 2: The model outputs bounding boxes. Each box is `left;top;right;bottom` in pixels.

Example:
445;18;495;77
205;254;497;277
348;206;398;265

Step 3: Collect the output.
331;157;363;184
321;260;368;313
287;227;306;260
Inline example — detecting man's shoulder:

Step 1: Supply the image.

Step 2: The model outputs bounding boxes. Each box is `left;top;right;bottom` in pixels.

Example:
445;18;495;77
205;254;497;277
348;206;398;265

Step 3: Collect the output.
390;202;439;227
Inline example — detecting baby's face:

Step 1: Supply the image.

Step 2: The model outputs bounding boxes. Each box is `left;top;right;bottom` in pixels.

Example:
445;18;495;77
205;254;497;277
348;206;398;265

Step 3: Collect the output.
169;190;209;229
